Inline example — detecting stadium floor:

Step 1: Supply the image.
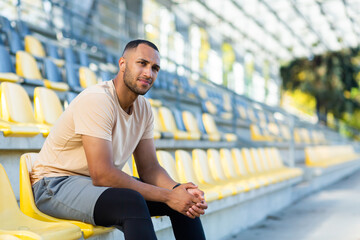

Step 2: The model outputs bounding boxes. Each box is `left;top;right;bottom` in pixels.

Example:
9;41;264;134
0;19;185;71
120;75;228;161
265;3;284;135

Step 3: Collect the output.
227;169;360;240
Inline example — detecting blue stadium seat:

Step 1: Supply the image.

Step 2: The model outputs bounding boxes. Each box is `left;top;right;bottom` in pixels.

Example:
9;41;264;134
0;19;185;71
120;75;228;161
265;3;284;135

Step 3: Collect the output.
64;47;78;65
45;42;65;67
44;58;69;90
79;50;89;67
65;63;83;93
16;20;31;37
0;45;21;83
0;16;12;32
5;29;23;54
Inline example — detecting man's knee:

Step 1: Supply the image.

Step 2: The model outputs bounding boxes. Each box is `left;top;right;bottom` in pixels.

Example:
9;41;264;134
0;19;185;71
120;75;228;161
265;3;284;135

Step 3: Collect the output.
104;188;150;218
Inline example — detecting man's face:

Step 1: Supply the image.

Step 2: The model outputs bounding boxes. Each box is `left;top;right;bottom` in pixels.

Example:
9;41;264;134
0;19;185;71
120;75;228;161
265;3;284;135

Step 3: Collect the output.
122;44;160;95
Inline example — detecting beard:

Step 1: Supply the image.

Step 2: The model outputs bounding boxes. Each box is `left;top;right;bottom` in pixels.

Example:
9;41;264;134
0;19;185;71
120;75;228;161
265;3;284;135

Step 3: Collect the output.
123;66;151;95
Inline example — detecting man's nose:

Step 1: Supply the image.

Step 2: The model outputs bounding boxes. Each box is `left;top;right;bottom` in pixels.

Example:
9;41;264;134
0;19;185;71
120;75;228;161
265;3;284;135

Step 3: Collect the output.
143;66;152;79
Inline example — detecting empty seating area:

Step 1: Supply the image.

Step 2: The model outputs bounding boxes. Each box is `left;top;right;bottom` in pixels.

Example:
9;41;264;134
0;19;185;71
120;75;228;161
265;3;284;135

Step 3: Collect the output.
1;11;360;240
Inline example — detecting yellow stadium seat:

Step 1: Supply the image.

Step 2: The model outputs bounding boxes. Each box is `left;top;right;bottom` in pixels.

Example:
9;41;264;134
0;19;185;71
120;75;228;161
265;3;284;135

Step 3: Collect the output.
79;67;97;88
158;107;196;140
257;148;290;181
241;148;272;186
16;51;69;91
230;148;267;188
19;153;114;239
175;150;229;201
202;113;237;142
219;148;258;189
182;110;205;140
34;87;63;136
151;107;172;139
24;35;45;58
249;124;273;142
191;149;242;195
236;105;248;120
265;148;303;178
305;145;359;168
0;163;82;240
249;148;279;183
207;149;249;192
0;82;42;137
156;151;181;182
246;108;258;122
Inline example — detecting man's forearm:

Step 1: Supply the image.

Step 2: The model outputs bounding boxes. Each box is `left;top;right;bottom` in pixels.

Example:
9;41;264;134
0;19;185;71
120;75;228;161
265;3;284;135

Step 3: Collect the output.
138;164;178;190
93;166;172;203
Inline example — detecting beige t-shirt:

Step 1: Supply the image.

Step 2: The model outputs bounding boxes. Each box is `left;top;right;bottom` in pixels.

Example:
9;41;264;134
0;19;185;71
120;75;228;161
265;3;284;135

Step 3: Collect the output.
31;80;154;184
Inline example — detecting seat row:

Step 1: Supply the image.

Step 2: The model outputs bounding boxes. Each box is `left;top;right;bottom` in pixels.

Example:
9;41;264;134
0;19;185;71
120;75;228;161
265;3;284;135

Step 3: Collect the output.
128;147;303;202
250;123;327;144
0;81;238;142
0;44;100;93
0;146;302;239
305;145;360;167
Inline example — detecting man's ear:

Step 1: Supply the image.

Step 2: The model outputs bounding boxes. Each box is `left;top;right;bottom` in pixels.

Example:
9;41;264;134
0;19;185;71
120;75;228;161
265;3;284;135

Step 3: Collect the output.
119;57;126;72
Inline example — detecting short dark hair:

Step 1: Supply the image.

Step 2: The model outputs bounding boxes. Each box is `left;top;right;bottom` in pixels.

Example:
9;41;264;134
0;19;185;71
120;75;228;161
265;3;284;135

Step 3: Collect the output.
122;39;159;56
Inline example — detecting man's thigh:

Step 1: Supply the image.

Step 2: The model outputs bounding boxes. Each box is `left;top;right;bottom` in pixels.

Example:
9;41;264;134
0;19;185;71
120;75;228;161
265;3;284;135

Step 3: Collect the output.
33;175;108;225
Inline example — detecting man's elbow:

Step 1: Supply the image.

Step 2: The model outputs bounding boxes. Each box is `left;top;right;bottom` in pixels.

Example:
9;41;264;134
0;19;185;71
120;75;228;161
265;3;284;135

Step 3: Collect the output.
90;171;109;187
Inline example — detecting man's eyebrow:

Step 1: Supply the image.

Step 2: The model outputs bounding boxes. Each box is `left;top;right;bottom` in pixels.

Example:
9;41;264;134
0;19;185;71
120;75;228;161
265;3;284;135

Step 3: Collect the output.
138;58;160;70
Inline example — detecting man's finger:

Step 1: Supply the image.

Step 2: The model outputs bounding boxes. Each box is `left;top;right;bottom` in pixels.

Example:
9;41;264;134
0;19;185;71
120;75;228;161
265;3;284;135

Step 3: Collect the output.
182;182;198;189
188;208;201;217
190;205;205;215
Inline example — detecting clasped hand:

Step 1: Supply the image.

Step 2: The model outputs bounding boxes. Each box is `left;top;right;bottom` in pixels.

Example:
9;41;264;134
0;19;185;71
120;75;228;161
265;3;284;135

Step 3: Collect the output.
168;182;208;219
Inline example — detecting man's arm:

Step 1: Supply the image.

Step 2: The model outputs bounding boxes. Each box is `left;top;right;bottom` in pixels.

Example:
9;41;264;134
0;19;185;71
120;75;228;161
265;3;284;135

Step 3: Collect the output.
82;135;201;216
134;138;208;217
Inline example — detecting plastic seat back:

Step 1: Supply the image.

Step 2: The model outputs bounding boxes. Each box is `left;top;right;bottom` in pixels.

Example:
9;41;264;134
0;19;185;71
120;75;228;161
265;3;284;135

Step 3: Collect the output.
0;82;37;124
19;153;41;219
44;58;63;83
6;29;23;54
250;148;265;173
175;150;200;185
270;148;284;168
15;51;42;79
0;164;22;216
158;106;179;133
0;16;12;32
46;43;61;59
258;148;271;171
192;149;216;185
34;87;63;125
151;107;163;132
65;63;81;88
202;113;219;135
207;149;228;181
64;47;78;65
0;45;15;74
19;153;112;238
241;148;257;174
182;111;201;134
24;35;45;58
79;50;89;67
157;151;181;182
172;108;186;131
219;148;238;179
79;67;97;88
231;148;249;177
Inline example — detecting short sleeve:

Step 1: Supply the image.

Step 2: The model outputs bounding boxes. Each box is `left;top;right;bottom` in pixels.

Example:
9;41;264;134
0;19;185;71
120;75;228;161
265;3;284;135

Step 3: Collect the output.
141;100;154;140
73;92;114;141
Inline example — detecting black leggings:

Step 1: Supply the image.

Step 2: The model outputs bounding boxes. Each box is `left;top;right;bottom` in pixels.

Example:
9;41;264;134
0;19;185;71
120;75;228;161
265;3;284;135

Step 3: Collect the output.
93;188;206;240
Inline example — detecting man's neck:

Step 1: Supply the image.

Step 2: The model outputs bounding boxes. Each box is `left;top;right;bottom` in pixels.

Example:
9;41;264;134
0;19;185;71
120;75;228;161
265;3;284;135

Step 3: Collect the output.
112;75;138;114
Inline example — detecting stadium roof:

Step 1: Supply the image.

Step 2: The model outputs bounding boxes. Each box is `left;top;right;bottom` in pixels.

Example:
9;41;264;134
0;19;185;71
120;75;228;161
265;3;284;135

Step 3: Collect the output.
172;0;360;61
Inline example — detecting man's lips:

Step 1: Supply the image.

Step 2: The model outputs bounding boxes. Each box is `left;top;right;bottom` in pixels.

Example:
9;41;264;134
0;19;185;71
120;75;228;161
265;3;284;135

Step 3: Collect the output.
138;78;152;85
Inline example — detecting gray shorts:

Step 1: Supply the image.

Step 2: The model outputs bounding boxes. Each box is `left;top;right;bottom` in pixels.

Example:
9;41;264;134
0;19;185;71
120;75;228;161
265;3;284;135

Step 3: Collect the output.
32;175;109;225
